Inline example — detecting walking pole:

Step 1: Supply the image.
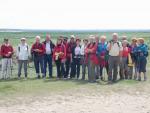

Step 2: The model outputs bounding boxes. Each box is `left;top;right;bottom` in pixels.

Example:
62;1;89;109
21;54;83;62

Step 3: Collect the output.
10;58;13;78
103;64;106;81
5;59;8;79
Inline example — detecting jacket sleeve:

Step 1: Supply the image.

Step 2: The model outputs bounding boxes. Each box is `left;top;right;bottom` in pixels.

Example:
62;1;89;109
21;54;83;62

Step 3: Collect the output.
42;44;46;54
63;45;66;59
53;47;56;60
0;45;5;56
10;45;14;54
16;45;19;57
90;44;97;54
31;44;34;54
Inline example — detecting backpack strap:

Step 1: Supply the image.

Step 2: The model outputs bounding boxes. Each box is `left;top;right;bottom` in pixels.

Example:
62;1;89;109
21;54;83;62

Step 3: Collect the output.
18;46;20;52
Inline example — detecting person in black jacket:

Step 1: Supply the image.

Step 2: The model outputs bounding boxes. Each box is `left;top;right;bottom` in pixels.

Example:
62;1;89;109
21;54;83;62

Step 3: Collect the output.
43;34;55;79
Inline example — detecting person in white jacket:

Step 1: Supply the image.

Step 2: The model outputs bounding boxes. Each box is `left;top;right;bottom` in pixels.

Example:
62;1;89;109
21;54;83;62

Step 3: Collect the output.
80;39;88;80
16;38;30;79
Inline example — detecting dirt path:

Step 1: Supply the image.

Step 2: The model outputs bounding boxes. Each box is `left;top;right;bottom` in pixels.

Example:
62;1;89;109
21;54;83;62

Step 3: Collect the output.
0;88;150;113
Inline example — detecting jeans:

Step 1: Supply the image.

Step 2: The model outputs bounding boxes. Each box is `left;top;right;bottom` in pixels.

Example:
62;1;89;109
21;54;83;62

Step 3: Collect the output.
74;58;81;79
65;58;71;78
55;59;65;78
44;54;53;77
70;58;80;78
1;58;12;79
34;56;44;77
18;60;28;78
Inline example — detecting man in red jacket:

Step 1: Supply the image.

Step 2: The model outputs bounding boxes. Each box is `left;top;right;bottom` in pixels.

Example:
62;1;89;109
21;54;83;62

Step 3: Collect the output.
0;38;14;79
31;36;45;79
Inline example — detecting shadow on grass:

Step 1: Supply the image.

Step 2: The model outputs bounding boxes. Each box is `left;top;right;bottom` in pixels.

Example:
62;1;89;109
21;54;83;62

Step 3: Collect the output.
43;78;89;85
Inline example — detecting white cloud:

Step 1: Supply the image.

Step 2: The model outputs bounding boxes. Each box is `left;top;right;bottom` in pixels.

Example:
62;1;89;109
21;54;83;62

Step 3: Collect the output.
0;0;150;29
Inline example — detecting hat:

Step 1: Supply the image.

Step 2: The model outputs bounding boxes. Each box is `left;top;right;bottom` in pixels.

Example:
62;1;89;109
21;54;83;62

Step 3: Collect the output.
70;35;75;39
131;38;137;42
21;38;26;41
138;38;144;42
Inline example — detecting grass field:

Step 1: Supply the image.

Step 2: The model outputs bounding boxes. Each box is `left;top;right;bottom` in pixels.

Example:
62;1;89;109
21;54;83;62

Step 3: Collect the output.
0;30;150;113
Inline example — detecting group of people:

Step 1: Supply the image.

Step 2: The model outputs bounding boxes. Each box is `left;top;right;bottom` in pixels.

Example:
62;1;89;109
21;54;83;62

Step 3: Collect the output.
0;33;149;83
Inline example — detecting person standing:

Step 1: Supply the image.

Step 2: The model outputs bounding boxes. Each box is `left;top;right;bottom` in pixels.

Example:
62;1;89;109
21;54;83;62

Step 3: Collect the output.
70;35;77;79
119;40;130;80
85;35;99;83
64;37;73;79
94;36;100;79
130;38;138;80
81;39;88;80
71;38;81;79
0;38;14;79
16;38;30;80
43;34;55;79
31;36;45;79
107;33;123;83
137;38;148;81
53;38;66;79
97;35;109;80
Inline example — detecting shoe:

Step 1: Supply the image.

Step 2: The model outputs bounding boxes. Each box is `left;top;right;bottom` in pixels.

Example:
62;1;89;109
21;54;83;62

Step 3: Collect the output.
138;78;141;81
18;77;21;80
107;81;113;84
24;77;27;80
37;76;41;79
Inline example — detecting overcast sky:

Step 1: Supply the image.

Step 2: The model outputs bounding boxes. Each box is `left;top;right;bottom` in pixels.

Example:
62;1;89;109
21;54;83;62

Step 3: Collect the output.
0;0;150;30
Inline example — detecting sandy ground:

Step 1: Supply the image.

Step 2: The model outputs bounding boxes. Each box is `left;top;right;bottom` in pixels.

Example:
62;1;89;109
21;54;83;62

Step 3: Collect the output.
0;87;150;113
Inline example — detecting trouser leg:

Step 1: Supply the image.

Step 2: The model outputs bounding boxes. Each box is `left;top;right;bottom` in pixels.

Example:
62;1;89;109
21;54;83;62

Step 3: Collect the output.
34;57;40;77
44;55;47;77
48;55;53;77
76;58;80;79
108;56;114;81
113;57;119;82
39;56;44;77
1;59;7;79
61;62;66;78
18;60;23;77
65;58;70;78
24;60;28;78
55;60;61;78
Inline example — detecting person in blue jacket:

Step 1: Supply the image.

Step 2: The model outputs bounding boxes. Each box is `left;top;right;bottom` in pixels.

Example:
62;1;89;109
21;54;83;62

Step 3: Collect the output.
130;38;139;80
136;38;148;81
96;35;109;80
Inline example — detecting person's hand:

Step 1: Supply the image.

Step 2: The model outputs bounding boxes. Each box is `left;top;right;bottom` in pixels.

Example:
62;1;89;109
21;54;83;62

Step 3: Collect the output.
70;58;73;63
8;52;12;55
16;56;19;60
34;49;41;52
88;49;91;53
61;59;66;63
108;43;112;50
34;49;38;52
140;52;144;56
5;54;10;57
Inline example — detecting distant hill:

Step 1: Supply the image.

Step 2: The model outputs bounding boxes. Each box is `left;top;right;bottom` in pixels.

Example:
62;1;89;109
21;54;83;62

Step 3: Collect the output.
0;28;150;33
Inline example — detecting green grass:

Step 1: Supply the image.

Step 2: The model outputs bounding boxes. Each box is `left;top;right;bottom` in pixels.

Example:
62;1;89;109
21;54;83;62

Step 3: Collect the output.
0;31;150;99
